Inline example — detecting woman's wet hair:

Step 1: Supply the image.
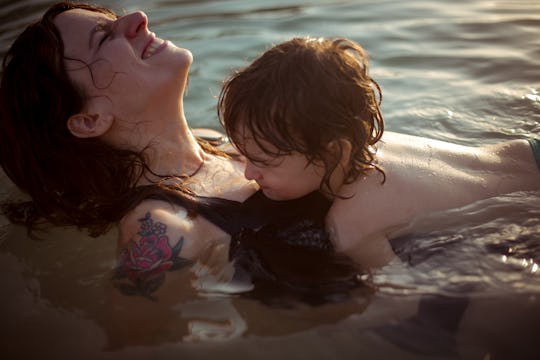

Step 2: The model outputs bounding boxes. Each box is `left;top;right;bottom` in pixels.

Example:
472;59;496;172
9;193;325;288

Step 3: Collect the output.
219;37;386;197
0;2;221;236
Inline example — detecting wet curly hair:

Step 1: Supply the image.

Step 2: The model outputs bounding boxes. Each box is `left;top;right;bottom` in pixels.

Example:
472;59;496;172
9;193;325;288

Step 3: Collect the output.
218;36;385;197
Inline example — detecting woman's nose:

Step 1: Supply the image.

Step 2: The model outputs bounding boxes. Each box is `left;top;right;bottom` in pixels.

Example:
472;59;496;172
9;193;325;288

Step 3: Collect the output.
116;11;148;38
244;162;260;181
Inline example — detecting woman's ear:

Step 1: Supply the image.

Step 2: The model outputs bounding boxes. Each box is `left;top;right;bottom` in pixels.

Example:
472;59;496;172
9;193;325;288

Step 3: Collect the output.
67;112;114;138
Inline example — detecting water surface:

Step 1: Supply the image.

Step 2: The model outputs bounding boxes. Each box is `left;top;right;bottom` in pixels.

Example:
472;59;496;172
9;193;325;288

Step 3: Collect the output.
1;0;539;359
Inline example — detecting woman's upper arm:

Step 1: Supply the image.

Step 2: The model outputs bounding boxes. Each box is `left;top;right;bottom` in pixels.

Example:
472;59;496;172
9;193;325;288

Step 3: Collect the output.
113;202;197;299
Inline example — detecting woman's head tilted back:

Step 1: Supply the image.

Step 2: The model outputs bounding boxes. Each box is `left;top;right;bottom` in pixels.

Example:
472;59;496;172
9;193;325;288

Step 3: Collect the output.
0;2;112;186
0;2;194;235
0;3;121;232
219;37;385;197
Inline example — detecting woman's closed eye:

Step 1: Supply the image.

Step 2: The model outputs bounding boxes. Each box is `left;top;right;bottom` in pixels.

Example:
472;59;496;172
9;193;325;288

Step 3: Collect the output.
98;24;114;46
91;20;115;49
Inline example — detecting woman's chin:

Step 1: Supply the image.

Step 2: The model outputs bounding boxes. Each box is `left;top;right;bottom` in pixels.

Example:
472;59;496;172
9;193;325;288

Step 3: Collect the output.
169;44;193;66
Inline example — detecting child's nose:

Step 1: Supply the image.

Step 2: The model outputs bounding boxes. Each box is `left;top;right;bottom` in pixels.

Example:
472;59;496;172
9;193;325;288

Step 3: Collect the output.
116;11;148;38
244;162;260;181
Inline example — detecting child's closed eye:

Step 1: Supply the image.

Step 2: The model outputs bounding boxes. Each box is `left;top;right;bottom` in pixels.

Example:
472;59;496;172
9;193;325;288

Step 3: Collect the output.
250;156;285;168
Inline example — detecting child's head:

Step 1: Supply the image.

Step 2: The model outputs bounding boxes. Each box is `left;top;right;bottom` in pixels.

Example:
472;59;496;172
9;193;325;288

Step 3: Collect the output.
218;36;384;200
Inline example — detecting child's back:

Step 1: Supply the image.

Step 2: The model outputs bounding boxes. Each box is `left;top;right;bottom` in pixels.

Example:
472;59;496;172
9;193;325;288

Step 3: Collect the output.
328;132;540;266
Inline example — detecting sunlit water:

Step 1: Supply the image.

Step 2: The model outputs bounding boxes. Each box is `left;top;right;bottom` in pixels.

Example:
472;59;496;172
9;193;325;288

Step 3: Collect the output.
1;0;539;359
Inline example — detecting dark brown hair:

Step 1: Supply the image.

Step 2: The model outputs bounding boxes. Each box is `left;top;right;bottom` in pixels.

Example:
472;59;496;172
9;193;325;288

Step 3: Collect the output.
0;2;219;236
218;37;385;197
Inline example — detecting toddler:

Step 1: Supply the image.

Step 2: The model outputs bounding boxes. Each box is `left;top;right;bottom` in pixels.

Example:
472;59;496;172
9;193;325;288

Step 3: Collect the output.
218;37;540;267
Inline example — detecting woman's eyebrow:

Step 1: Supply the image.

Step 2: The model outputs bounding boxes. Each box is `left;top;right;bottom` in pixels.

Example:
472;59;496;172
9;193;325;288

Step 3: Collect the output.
88;22;104;50
88;19;112;52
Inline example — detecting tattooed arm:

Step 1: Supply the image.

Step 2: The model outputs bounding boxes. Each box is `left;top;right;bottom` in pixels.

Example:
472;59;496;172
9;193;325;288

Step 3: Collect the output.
112;201;203;300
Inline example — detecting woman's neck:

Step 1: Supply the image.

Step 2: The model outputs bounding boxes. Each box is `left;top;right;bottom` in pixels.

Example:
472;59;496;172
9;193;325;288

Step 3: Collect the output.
114;106;206;181
144;125;205;179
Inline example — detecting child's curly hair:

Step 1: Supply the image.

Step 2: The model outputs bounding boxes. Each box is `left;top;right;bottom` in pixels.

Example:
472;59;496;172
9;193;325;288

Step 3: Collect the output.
218;37;385;197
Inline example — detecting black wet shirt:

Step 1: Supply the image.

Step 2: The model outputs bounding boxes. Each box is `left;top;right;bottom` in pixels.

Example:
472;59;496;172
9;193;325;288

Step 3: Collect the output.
195;189;332;236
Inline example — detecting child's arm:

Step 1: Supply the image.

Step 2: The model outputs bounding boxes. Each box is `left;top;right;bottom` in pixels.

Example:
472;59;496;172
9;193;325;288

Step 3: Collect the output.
326;213;396;268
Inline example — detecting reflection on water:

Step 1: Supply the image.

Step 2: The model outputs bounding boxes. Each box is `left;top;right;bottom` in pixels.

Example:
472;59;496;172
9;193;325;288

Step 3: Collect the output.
377;191;540;296
1;0;540;359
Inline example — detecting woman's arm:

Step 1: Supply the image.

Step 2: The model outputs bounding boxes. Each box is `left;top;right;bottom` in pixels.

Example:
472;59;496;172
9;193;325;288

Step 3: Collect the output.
112;201;202;299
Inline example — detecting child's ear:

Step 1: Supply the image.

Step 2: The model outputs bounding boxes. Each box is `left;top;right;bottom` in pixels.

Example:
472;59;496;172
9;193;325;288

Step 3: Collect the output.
327;139;352;166
67;112;114;138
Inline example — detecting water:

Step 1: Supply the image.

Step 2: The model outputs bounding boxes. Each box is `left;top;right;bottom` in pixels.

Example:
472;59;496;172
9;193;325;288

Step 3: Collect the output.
1;0;539;359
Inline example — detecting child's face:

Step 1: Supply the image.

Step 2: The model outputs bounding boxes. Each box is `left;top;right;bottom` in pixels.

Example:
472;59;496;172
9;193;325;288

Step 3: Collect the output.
239;135;325;201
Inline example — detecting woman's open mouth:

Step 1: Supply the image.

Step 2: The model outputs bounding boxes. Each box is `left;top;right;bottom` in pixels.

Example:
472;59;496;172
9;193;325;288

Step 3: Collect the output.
142;35;168;59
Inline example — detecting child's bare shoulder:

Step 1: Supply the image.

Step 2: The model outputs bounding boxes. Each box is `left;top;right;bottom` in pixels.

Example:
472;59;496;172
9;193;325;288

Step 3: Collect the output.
329;179;390;236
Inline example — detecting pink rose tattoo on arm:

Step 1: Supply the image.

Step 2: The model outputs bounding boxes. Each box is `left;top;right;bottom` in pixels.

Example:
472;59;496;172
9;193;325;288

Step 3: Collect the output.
112;212;191;299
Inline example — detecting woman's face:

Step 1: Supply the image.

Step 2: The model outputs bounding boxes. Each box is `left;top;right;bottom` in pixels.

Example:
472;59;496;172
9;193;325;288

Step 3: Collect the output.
54;8;193;118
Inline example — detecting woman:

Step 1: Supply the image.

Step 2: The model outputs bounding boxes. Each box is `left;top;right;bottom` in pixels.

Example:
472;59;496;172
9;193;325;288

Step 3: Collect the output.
0;2;363;301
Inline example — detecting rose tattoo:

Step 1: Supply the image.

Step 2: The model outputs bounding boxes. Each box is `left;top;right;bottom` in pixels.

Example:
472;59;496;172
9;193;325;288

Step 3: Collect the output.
112;212;191;299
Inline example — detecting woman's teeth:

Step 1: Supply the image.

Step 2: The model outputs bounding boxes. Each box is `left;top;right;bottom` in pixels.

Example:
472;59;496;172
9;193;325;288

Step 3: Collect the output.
143;39;162;59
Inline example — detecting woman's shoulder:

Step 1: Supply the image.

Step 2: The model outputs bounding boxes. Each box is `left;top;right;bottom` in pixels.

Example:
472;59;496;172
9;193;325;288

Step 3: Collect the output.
113;199;203;299
117;199;202;259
